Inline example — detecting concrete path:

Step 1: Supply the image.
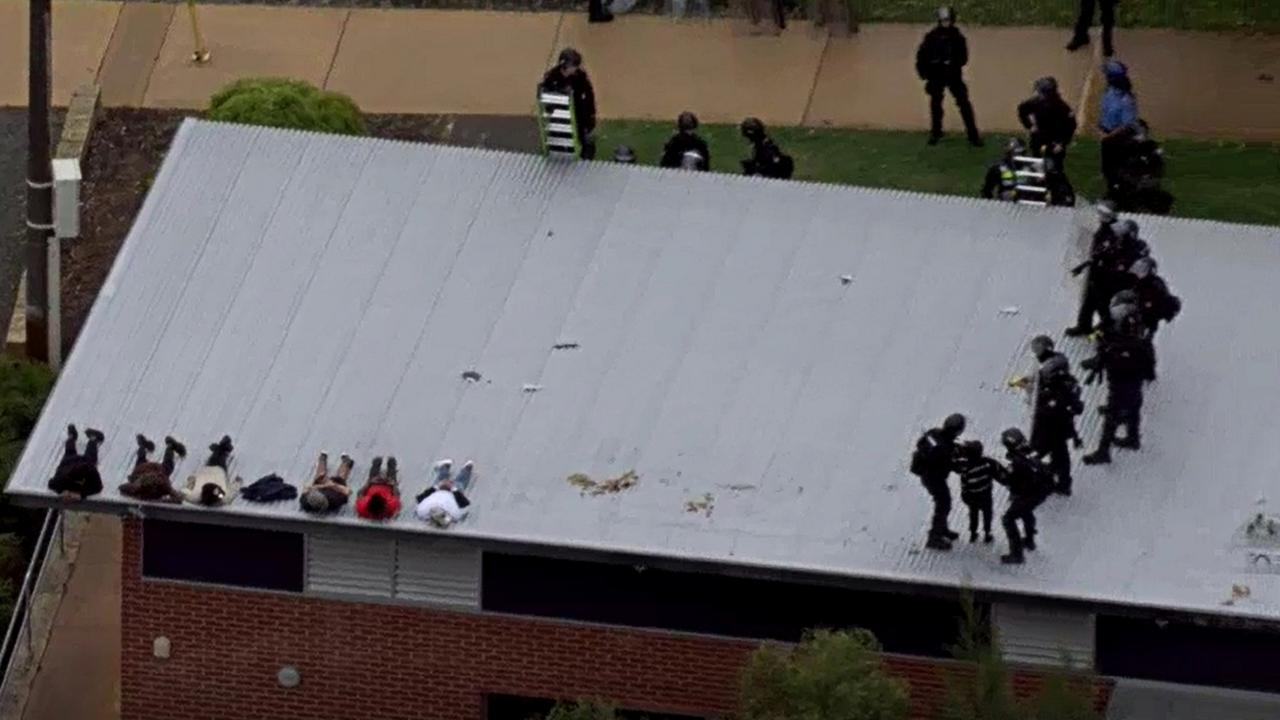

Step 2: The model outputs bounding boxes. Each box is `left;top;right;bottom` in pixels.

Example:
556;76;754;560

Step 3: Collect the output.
0;0;1276;139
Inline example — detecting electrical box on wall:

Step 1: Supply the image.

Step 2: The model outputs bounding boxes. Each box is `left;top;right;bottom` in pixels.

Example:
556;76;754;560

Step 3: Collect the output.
52;158;81;239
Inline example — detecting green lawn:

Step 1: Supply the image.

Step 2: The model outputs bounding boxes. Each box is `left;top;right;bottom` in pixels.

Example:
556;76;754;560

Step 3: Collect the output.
596;120;1280;227
851;0;1280;31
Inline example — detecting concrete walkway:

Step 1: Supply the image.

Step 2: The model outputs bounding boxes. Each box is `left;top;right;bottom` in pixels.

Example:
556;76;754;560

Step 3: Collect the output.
0;0;1278;138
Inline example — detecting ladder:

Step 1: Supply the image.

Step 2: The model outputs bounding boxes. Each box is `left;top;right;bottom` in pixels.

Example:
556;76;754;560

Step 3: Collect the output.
536;90;580;159
1012;155;1049;207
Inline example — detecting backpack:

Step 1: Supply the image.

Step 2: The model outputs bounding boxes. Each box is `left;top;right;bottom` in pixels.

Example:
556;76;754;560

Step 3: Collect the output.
910;431;949;478
773;152;795;180
1161;292;1182;322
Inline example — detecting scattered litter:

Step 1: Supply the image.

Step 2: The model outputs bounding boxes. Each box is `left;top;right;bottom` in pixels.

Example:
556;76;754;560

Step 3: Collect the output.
568;470;639;497
1260;73;1275;83
840;275;853;285
547;230;555;237
1245;513;1280;543
461;370;482;382
999;306;1020;316
552;342;580;350
522;384;543;393
685;492;714;517
1224;583;1252;606
882;483;897;492
721;483;757;492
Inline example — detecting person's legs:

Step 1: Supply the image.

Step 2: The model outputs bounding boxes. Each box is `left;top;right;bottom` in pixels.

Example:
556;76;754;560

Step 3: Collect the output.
161;445;180;477
134;439;150;470
949;78;981;144
1050;438;1072;493
1001;507;1024;561
84;434;101;465
926;82;944;142
1073;280;1104;332
980;496;993;538
454;461;474;492
386;456;399;490
1100;0;1115;56
926;479;953;538
368;456;383;481
313;452;329;484
966;500;979;540
62;425;79;465
1021;505;1038;549
1070;0;1096;45
336;454;354;484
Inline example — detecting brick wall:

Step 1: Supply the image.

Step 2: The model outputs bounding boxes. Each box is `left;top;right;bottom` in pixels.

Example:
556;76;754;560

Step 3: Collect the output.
120;520;1111;720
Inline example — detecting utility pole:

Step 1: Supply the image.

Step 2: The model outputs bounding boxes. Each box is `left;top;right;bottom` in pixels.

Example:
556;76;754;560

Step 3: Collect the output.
25;0;53;363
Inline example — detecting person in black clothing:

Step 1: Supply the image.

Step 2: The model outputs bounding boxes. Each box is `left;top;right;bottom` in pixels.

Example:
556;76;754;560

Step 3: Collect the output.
1111;121;1173;215
588;0;613;23
740;118;794;179
119;434;188;503
540;48;598;160
910;413;966;550
48;424;105;501
1081;321;1156;465
1066;202;1121;336
1129;257;1180;342
956;441;998;544
1017;77;1077;170
1031;352;1084;495
1066;0;1116;58
660;112;711;171
915;6;982;147
997;427;1052;565
980;138;1024;201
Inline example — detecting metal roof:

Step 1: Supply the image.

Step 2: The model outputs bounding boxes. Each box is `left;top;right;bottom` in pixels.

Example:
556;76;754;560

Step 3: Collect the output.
8;119;1280;621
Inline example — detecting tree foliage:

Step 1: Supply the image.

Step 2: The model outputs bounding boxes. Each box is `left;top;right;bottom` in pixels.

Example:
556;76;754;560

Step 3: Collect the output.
208;78;366;136
543;700;623;720
740;628;911;720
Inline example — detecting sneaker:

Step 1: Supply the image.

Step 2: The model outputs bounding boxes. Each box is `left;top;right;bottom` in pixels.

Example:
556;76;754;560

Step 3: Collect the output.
1001;552;1025;564
1082;450;1111;465
434;459;453;484
85;428;105;444
1115;437;1141;450
1065;36;1089;52
165;436;187;457
136;434;156;453
926;537;953;551
454;461;474;489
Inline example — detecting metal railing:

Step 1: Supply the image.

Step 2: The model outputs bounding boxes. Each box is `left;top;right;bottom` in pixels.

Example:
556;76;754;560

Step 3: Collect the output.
0;509;63;699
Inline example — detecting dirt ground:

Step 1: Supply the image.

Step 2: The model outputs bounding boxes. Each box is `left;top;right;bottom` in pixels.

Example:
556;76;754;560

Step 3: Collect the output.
63;109;541;352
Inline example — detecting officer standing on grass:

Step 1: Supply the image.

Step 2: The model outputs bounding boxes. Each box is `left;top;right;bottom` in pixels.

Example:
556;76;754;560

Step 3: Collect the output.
740;118;795;179
1017;77;1077;170
915;6;983;147
540;48;598;160
660;112;711;171
910;413;967;551
1067;0;1116;58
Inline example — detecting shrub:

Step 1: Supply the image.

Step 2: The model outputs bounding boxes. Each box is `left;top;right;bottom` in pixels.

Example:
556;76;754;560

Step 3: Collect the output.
544;700;622;720
0;355;55;490
741;628;911;720
207;78;366;136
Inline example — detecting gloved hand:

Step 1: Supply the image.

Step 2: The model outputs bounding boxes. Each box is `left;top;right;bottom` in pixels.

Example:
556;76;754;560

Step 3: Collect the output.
1072;435;1083;449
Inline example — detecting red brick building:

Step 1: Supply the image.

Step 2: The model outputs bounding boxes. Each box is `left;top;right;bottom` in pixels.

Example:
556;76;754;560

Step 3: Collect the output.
11;122;1280;719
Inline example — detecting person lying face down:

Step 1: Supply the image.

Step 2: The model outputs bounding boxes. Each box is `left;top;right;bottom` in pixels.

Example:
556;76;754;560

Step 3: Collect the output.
355;456;401;521
415;460;474;528
48;424;105;501
119;434;187;503
300;452;354;515
182;435;241;506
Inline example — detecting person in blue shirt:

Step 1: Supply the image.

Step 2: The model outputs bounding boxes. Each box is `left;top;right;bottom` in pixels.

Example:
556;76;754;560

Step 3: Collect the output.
1098;61;1139;190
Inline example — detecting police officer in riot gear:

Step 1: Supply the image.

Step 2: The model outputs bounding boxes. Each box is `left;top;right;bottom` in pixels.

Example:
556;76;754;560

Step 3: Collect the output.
997;427;1053;565
1017;77;1077;170
740;118;795;179
910;413;967;550
1031;351;1084;495
1066;202;1120;336
980;138;1025;201
916;7;982;147
540;48;598;160
1081;310;1156;465
1130;257;1181;343
1067;0;1116;58
660;112;711;171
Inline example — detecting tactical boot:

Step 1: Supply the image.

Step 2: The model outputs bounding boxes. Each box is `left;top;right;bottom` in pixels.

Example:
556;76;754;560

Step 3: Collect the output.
925;536;953;551
1064;325;1093;337
944;529;960;541
969;531;979;543
1065;35;1089;52
984;533;995;544
85;428;105;444
1115;436;1141;450
1082;449;1111;465
1023;536;1037;552
1001;551;1025;564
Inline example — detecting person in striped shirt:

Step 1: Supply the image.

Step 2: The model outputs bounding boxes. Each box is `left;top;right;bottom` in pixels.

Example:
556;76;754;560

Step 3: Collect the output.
957;440;1000;544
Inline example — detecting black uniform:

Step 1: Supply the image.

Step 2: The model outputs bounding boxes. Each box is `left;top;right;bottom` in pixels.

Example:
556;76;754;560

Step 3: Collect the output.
957;453;1000;541
540;67;598;160
1030;360;1083;495
1114;137;1173;214
912;427;962;545
1134;274;1180;340
742;137;794;179
1017;93;1077;169
660;132;711;171
47;426;104;500
1082;329;1156;462
916;25;980;144
1069;0;1116;58
980;161;1018;201
998;444;1051;562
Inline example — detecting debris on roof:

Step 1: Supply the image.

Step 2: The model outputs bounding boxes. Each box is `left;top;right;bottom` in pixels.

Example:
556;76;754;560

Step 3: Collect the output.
461;370;482;382
522;384;543;393
685;493;714;517
552;342;580;350
568;470;639;497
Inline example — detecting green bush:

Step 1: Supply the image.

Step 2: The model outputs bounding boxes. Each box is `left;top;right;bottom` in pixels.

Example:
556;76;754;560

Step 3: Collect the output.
0;355;55;490
544;700;623;720
741;628;911;720
207;78;366;136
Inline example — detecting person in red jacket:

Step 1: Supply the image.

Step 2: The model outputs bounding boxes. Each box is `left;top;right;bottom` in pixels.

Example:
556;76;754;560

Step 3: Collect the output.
355;456;401;521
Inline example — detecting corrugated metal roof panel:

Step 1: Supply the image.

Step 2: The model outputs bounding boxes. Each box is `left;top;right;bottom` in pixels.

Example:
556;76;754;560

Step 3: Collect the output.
8;119;1280;623
394;538;480;609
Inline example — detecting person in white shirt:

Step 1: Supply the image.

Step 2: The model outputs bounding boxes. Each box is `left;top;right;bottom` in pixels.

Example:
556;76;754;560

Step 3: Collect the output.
182;435;241;506
414;459;474;528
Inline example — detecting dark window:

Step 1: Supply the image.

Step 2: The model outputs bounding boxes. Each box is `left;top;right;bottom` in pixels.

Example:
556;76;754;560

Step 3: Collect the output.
486;694;704;720
1096;614;1280;693
482;553;972;657
142;519;304;592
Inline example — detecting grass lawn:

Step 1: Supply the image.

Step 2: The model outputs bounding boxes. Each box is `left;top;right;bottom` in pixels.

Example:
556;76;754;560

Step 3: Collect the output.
596;120;1280;227
852;0;1280;31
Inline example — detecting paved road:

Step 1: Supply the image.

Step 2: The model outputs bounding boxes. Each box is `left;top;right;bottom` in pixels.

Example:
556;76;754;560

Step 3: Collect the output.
1;108;64;343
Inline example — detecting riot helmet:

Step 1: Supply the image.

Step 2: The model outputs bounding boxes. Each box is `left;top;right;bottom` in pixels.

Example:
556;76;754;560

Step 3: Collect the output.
740;117;766;141
677;111;699;133
942;413;967;436
1000;427;1027;449
1030;334;1055;360
936;6;956;25
1131;256;1156;278
1034;76;1059;97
